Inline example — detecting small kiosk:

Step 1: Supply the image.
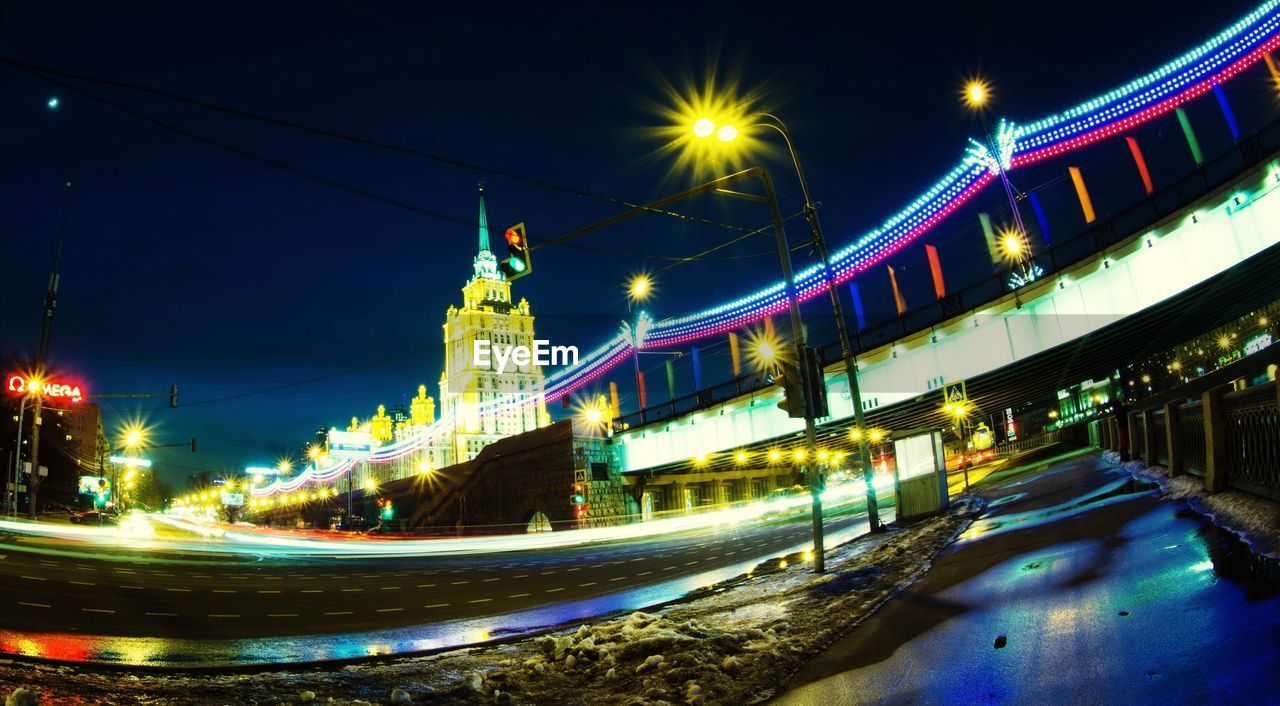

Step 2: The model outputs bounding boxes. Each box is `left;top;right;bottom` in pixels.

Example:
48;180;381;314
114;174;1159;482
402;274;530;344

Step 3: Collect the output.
893;429;949;520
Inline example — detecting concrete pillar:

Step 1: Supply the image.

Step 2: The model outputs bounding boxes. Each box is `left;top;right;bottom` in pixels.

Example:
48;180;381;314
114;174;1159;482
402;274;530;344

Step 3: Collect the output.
1107;417;1120;452
671;482;686;513
1202;387;1229;494
1142;409;1158;465
1164;401;1183;476
1127;411;1141;459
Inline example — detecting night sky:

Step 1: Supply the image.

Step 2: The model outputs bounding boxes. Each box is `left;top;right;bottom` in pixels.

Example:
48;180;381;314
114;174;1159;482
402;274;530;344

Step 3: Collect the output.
0;0;1256;482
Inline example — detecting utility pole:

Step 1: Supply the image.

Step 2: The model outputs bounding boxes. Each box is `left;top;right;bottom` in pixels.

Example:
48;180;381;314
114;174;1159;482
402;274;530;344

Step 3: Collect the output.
28;181;73;519
758;115;884;534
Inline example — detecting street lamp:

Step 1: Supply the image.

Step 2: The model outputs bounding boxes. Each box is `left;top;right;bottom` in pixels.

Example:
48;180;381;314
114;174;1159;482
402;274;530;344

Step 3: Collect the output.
690;112;885;540
960;78;1035;286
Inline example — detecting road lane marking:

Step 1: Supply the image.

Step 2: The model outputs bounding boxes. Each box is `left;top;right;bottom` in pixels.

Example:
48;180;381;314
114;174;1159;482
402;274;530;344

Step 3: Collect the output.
380;586;401;590
579;582;598;587
257;590;282;594
540;571;556;576
609;576;627;582
19;576;46;581
146;612;178;617
637;571;653;576
684;560;700;566
165;588;192;593
268;613;299;618
340;588;363;592
545;587;565;593
82;608;115;614
69;580;94;586
416;583;436;588
208;614;240;618
508;593;531;598
300;589;323;594
119;585;143;590
376;607;404;612
468;598;492;604
450;580;470;585
324;611;353;616
512;574;529;579
706;555;719;561
423;603;449;608
589;564;604;568
212;589;237;594
482;578;500;582
565;568;581;573
661;566;676;571
17;602;49;608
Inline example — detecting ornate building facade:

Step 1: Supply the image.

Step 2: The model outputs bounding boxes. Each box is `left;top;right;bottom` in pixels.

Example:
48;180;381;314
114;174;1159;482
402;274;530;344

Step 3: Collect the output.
438;185;548;463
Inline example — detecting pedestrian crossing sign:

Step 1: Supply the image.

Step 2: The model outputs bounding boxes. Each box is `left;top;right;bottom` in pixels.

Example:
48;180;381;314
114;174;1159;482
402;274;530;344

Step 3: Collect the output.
943;381;967;405
574;470;587;483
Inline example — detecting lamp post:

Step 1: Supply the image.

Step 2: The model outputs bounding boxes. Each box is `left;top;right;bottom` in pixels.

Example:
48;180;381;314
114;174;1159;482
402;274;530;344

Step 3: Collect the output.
962;80;1034;283
626;275;653;424
690;114;883;536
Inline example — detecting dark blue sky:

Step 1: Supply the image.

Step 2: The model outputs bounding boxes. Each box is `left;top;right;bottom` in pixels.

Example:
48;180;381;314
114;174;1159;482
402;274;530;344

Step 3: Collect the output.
0;0;1255;480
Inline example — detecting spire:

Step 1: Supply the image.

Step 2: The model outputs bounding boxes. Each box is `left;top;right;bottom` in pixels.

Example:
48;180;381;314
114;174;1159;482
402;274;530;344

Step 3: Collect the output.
477;180;491;255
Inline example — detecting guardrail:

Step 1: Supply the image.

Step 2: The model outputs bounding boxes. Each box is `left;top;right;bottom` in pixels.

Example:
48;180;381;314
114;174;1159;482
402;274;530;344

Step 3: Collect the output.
615;105;1280;434
1111;374;1280;502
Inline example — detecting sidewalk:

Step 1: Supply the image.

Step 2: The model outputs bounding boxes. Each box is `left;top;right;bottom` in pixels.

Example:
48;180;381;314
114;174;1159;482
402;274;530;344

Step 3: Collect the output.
775;449;1280;705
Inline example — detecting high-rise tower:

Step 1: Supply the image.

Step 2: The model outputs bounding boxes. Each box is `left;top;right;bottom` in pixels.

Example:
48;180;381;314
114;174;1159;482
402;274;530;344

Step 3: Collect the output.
439;183;548;462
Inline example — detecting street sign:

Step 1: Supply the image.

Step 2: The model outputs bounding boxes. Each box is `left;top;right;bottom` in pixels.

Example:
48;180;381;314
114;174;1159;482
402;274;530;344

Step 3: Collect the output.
942;380;967;406
573;469;587;483
220;491;245;507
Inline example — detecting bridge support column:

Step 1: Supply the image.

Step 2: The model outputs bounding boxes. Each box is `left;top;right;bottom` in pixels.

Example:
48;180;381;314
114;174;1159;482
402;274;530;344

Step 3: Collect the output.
1164;401;1183;476
1107;417;1120;452
672;482;687;513
1142;409;1158;465
1202;387;1229;494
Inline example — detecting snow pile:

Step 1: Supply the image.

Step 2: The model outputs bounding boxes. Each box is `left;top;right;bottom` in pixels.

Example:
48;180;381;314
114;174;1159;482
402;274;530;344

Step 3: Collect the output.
1104;451;1280;558
0;499;982;705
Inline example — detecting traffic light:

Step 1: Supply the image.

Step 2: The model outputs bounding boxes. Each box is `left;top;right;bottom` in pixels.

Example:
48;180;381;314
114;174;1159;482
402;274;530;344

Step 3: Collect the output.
379;498;394;520
498;222;532;281
570;483;586;506
774;346;829;419
169;384;179;408
775;358;806;418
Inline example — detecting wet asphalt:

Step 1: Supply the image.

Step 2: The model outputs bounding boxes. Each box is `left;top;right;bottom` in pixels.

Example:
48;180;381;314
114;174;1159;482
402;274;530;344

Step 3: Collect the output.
775;451;1280;705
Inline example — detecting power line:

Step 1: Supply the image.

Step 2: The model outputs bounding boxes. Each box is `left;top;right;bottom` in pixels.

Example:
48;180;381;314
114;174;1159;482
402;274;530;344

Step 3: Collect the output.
2;57;749;235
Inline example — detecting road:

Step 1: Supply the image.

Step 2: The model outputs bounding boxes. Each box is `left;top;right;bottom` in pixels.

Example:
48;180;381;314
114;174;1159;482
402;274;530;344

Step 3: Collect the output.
0;489;889;666
776;452;1280;704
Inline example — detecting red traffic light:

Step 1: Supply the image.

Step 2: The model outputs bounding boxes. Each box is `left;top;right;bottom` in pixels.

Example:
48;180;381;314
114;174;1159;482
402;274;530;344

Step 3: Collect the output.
505;228;522;247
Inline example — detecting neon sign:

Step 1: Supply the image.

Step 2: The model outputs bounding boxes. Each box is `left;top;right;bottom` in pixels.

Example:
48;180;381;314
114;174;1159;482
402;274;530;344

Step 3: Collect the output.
6;373;83;400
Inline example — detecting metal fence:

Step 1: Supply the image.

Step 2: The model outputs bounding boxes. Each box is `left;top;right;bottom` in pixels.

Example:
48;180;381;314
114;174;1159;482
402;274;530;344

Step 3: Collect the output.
1152;408;1168;466
1179;401;1206;477
1222;384;1280;501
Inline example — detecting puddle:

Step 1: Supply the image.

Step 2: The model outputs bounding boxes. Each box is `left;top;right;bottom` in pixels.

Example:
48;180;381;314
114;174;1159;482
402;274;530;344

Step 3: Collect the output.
1185;510;1280;600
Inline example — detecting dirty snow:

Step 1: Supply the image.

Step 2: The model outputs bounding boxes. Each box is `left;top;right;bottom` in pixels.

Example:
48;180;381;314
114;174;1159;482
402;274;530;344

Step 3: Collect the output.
1103;450;1280;558
0;499;981;705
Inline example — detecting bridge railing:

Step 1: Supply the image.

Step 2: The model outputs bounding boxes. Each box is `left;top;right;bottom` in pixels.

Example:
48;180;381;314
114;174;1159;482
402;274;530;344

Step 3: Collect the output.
616;114;1280;434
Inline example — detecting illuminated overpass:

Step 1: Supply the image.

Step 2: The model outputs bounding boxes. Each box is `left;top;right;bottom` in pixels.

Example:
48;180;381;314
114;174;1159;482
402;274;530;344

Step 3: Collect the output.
614;143;1280;474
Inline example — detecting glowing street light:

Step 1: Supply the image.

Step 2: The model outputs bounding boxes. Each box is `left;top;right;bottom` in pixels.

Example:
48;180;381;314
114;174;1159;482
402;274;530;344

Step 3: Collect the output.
999;229;1025;258
628;274;653;302
692;117;716;138
47;97;60;110
962;80;990;109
